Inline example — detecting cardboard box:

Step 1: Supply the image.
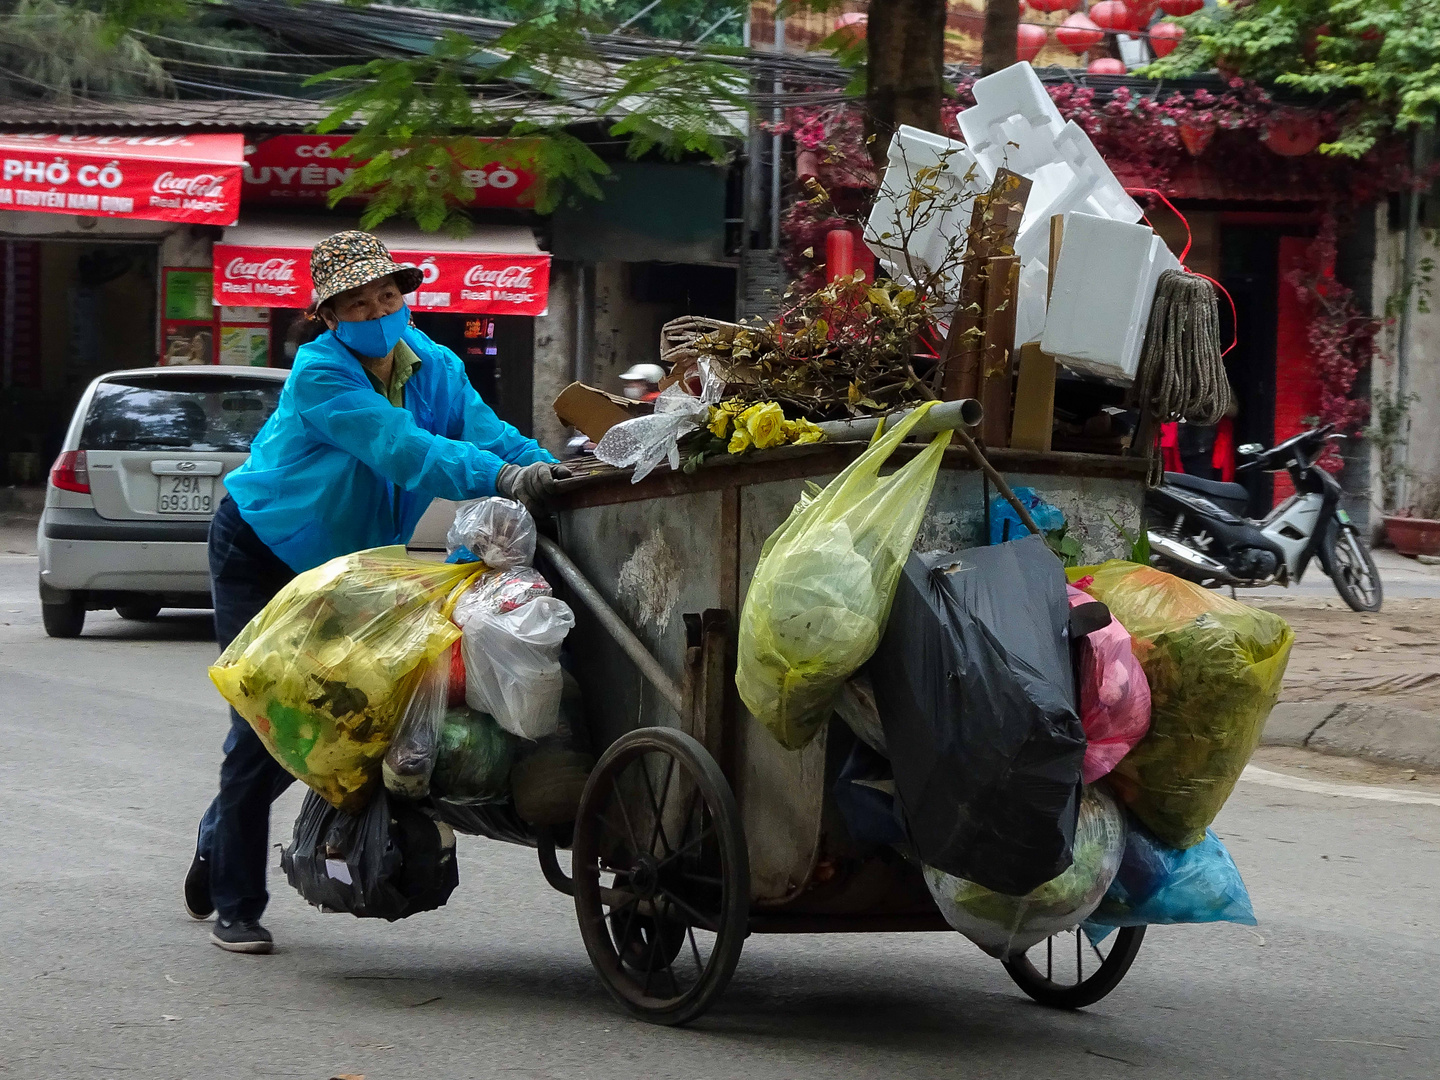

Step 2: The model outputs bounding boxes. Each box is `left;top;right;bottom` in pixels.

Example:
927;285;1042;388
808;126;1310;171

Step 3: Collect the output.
552;382;650;442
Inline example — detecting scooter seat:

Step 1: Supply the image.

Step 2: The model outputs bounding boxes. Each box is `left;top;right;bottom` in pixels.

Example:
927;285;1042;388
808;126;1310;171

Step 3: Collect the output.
1163;472;1250;510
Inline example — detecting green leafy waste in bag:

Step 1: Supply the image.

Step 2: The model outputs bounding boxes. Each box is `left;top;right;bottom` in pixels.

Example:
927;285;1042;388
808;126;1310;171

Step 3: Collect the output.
1070;561;1294;849
736;402;952;751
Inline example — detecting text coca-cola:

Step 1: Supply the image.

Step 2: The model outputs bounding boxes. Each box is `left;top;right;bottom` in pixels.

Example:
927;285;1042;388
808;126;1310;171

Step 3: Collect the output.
462;264;536;288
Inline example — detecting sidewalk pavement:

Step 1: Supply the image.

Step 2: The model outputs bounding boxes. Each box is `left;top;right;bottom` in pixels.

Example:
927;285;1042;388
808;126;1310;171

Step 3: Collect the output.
1256;552;1440;772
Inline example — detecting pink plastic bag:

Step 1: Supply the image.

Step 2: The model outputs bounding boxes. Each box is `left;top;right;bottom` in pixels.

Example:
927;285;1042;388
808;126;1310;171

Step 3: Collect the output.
1067;584;1151;783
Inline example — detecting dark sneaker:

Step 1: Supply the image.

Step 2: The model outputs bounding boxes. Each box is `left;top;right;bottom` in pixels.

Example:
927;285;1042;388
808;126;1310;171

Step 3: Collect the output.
184;853;213;921
210;919;274;954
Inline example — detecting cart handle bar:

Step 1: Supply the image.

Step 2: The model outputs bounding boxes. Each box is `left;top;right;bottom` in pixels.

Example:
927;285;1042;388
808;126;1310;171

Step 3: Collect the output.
812;397;982;444
536;534;688;718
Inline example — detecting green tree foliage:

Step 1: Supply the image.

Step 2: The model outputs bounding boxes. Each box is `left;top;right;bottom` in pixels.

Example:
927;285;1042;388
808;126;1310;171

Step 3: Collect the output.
306;2;752;229
0;0;170;97
1145;0;1440;157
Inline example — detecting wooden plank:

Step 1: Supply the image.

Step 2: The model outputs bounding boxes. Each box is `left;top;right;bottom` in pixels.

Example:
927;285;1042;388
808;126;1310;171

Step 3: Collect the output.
1047;213;1064;304
940;169;1032;401
1010;342;1057;452
980;255;1020;447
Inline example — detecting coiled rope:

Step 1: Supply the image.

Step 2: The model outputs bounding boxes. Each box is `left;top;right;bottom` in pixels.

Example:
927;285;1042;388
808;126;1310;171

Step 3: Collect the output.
1136;269;1232;428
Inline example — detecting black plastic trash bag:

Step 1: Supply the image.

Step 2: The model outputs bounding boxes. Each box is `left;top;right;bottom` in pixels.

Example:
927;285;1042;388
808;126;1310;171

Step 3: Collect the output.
282;788;459;920
872;536;1087;896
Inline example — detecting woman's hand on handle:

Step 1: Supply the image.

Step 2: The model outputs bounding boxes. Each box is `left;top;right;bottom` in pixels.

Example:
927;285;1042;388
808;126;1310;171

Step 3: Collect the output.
496;462;573;505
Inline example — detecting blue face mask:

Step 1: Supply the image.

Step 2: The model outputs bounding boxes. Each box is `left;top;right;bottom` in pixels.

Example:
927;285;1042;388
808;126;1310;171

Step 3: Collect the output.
332;304;411;359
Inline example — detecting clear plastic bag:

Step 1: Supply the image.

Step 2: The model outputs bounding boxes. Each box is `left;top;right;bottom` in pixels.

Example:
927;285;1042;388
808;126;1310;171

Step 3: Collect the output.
594;366;723;483
445;497;537;569
736;402;952;750
209;547;481;812
1086;821;1256;931
1070;561;1294;848
924;785;1126;959
1067;584;1152;784
382;654;451;801
460;595;576;739
452;567;553;625
430;705;519;804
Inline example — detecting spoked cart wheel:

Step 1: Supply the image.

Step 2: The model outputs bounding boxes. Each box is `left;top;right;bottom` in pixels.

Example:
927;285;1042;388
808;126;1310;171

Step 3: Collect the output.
572;727;749;1026
1002;926;1146;1009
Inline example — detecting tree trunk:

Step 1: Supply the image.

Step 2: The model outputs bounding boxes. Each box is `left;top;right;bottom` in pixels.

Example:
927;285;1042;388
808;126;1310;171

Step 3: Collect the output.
865;0;947;167
980;0;1020;76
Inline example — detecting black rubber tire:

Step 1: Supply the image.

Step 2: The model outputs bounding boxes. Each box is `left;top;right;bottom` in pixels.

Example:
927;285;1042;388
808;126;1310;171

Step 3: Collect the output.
1002;926;1146;1010
41;598;85;638
116;600;162;621
572;727;749;1026
1323;521;1383;612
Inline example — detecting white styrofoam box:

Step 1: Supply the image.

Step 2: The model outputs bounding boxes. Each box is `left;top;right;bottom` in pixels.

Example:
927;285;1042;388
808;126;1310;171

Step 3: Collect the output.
957;62;1065;180
1014;259;1049;348
1040;211;1177;384
1053;122;1142;223
865;125;983;282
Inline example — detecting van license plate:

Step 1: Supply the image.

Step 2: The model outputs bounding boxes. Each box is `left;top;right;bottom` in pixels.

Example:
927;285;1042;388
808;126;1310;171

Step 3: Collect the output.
158;474;214;514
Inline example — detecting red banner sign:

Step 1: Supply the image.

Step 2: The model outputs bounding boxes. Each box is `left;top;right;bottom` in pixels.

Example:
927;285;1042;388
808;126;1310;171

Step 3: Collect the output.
212;243;550;316
243;135;539;209
0;133;243;226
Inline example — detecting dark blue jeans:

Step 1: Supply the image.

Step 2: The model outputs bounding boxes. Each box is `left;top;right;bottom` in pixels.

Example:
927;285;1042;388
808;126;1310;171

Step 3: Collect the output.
197;495;297;923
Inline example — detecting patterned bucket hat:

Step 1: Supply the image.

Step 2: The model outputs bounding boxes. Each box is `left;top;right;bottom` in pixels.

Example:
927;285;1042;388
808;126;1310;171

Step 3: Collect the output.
310;230;424;306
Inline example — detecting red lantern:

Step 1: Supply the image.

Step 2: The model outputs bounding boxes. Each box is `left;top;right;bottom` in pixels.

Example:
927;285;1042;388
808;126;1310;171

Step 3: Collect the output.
1016;23;1048;62
1263;112;1322;157
1090;1;1137;33
1177;117;1215;156
1088;57;1127;75
1158;0;1202;14
1149;20;1184;57
1055;12;1104;54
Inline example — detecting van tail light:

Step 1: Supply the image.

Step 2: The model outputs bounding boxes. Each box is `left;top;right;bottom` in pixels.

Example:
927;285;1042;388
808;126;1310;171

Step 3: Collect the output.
50;450;90;493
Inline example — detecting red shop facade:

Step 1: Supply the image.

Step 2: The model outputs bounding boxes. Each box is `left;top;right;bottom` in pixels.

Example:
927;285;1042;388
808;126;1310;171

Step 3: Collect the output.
0;128;554;476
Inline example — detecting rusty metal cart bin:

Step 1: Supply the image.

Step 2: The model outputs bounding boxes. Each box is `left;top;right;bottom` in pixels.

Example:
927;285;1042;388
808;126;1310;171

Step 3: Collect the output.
509;441;1150;1025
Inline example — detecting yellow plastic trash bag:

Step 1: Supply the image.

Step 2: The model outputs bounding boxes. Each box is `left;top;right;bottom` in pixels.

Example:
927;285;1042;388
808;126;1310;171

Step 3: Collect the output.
210;546;481;813
1069;561;1294;849
737;402;952;750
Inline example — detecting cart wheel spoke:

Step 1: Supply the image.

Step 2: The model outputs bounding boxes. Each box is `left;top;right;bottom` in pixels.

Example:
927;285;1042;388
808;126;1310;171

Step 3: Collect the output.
1001;926;1147;1011
654;887;720;934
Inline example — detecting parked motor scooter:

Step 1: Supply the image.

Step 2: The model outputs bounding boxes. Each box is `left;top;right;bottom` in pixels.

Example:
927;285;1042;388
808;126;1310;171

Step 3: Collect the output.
1145;424;1382;612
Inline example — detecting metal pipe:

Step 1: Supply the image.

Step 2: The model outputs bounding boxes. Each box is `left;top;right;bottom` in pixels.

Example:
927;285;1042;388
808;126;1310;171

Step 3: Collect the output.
769;14;785;250
573;263;595;388
1395;128;1431;502
536;535;688;718
813;397;983;442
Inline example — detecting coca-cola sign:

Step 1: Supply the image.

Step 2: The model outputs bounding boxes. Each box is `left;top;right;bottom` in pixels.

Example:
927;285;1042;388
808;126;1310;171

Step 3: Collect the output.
224;256;297;282
213;243;549;315
462;263;535;288
0;132;241;226
153;171;228;198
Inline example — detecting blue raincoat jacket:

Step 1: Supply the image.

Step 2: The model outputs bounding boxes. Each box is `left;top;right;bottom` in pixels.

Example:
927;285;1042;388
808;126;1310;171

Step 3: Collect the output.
226;325;555;572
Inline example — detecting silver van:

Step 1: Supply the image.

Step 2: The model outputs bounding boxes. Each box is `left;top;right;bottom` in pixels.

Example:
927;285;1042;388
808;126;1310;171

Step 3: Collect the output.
38;366;287;637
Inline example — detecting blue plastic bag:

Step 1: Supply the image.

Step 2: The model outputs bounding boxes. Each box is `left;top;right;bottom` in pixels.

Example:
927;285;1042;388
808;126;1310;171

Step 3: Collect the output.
989;487;1066;545
1085;820;1256;932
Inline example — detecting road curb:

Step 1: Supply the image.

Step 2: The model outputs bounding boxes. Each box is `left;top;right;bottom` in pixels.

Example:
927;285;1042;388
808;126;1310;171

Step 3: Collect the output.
1263;700;1440;772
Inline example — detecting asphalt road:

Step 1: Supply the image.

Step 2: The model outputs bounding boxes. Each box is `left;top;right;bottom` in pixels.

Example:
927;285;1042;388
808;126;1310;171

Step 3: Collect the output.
2;552;1439;1080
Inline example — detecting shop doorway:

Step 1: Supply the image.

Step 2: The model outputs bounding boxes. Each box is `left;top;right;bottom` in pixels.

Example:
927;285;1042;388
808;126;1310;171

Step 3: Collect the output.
412;312;536;435
0;238;159;481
